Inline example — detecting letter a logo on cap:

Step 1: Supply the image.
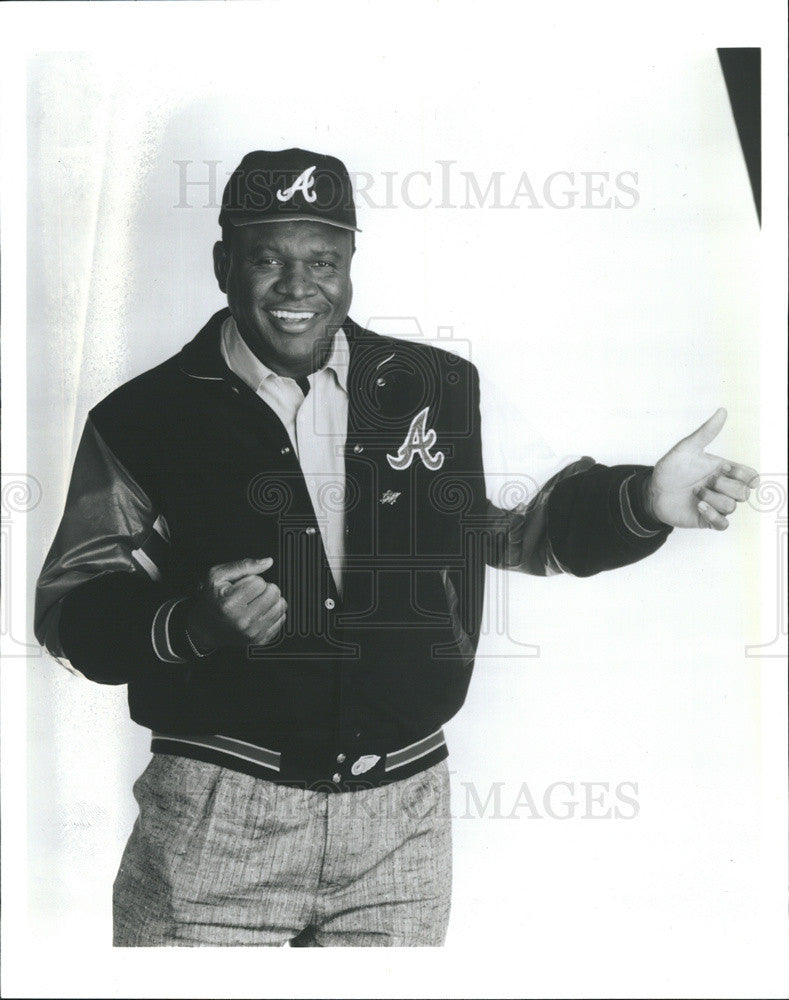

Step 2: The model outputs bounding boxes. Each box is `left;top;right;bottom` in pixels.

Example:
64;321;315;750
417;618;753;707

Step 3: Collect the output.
277;165;317;203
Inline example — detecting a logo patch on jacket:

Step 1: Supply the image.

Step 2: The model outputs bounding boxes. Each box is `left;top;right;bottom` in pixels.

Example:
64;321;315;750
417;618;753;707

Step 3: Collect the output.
351;754;381;776
386;407;444;471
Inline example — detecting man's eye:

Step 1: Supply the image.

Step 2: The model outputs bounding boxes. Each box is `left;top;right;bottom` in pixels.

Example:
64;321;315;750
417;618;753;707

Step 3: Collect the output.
312;260;334;269
252;257;281;267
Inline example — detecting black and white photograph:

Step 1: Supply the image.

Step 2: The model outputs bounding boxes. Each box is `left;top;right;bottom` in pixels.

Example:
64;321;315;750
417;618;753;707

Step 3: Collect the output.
1;1;787;997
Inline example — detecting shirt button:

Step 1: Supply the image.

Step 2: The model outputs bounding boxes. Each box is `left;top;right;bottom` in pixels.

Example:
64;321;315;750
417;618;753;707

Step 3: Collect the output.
353;444;364;453
305;526;316;535
332;773;342;784
280;445;291;455
324;598;335;610
336;753;346;764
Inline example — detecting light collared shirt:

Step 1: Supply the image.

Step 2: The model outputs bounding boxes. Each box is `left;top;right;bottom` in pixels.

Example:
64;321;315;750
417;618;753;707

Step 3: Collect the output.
220;316;349;594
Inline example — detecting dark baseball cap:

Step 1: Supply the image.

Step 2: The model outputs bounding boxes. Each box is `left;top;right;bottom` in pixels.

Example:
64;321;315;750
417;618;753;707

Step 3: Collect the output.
219;148;359;232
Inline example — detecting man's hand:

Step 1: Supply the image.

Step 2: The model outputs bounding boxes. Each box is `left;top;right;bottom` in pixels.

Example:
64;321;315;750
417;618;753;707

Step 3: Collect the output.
184;557;287;651
646;408;758;530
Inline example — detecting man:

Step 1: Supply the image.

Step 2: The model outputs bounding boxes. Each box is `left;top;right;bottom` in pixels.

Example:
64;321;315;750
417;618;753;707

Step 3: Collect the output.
35;147;757;947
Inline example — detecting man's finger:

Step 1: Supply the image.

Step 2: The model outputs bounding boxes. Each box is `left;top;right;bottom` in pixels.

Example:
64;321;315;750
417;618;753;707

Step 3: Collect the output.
696;488;736;516
698;500;729;531
222;574;271;608
724;463;759;487
245;588;285;621
249;607;287;645
681;407;727;450
264;613;287;641
212;556;274;586
703;474;750;503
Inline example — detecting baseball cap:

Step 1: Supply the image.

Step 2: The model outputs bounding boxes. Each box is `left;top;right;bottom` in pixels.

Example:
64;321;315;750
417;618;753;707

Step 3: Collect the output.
219;148;360;232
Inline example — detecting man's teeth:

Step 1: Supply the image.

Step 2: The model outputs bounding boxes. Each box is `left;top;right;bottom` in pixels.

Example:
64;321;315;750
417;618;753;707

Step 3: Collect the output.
271;310;315;320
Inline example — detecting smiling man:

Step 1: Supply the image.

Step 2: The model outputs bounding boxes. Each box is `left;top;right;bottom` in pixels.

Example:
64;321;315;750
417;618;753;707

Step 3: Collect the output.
34;147;758;947
214;218;355;376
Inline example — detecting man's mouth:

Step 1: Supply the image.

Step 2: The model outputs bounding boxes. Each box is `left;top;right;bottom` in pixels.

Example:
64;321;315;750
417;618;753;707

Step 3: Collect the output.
266;308;319;333
270;310;316;321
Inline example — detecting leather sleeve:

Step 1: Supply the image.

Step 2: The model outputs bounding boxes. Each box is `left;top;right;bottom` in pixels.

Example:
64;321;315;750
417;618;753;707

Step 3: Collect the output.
544;462;672;577
485;457;596;574
485;459;672;577
34;416;185;683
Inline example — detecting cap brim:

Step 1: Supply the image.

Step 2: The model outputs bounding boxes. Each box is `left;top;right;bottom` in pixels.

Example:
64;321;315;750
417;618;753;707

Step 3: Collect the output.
225;214;361;233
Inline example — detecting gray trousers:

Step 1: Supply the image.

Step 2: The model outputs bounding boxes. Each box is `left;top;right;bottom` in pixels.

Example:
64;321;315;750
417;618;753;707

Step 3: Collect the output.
113;753;452;946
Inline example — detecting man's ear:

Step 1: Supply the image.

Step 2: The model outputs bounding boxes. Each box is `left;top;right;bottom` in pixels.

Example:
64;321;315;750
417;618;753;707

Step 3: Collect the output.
213;240;229;293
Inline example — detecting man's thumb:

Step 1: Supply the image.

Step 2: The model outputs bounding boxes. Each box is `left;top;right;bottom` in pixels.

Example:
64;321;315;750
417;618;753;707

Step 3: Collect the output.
216;556;274;584
682;407;727;449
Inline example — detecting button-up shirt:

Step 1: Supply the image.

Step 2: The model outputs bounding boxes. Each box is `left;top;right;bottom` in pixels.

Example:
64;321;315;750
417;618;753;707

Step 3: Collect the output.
220;316;349;594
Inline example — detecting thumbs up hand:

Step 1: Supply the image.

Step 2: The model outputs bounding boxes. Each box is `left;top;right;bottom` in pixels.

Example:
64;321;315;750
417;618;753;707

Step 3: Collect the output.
644;408;758;530
185;556;288;651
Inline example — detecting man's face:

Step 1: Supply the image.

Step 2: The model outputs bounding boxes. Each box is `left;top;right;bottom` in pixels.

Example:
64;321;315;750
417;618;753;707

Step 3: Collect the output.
213;220;354;377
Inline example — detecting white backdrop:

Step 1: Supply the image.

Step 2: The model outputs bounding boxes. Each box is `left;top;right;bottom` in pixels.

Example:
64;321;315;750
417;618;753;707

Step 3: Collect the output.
3;2;787;998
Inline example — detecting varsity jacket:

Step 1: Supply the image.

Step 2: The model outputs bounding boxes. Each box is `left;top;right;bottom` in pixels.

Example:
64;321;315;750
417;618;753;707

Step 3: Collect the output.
35;309;672;790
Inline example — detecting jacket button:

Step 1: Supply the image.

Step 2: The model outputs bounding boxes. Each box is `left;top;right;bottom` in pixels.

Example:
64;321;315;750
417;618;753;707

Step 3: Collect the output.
353;444;364;453
324;598;335;610
336;753;346;763
280;445;291;455
332;772;342;783
305;526;316;535
376;377;386;387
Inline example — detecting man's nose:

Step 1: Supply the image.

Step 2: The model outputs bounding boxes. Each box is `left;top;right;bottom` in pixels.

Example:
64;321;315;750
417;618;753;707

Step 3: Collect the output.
274;263;316;300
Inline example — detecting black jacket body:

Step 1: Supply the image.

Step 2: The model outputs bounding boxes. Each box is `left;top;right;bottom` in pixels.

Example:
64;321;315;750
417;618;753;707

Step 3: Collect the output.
35;309;671;784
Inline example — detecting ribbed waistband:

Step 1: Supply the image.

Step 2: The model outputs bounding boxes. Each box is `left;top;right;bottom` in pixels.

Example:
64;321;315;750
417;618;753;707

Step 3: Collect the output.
150;727;448;792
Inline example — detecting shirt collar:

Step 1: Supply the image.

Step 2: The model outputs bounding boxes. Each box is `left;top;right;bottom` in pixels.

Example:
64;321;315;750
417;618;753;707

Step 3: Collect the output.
221;315;349;395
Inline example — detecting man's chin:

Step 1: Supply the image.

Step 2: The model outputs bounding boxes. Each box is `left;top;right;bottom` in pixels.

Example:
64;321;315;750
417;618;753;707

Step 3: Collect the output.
265;329;334;376
238;317;339;375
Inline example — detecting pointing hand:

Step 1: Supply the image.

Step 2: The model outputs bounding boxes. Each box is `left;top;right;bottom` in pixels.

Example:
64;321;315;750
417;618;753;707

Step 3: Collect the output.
645;408;758;530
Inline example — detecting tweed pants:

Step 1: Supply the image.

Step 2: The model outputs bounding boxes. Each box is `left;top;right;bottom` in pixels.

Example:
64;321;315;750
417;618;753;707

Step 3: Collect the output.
113;753;452;946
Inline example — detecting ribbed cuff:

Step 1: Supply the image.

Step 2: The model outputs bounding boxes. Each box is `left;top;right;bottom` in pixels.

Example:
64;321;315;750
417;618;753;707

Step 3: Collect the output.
151;597;189;663
152;596;215;663
171;597;217;660
619;469;668;537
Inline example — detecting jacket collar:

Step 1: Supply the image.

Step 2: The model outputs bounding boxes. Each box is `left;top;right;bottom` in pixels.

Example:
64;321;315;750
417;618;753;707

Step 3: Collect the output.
178;310;436;442
178;308;234;381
